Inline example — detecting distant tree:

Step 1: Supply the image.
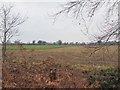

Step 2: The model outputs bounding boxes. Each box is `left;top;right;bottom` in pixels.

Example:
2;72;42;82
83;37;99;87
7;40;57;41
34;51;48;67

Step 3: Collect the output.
37;40;42;45
37;40;47;45
70;42;74;45
42;41;47;45
81;42;86;45
56;40;62;45
88;42;95;45
63;42;68;45
97;40;102;45
75;42;79;45
53;42;56;45
14;39;21;44
66;42;69;45
32;40;35;45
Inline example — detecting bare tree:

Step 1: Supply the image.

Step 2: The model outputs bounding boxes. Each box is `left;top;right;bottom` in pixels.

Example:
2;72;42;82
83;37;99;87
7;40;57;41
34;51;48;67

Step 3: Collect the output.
0;3;27;60
54;0;119;43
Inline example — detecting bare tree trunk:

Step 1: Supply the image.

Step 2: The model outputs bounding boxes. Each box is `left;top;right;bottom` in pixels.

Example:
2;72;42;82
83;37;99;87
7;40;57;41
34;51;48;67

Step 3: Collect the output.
2;33;7;63
0;4;27;64
2;44;6;64
2;44;5;64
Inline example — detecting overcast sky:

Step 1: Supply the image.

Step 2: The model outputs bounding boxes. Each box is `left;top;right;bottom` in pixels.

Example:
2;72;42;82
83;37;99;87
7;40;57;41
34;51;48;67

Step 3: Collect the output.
0;0;112;43
0;0;68;2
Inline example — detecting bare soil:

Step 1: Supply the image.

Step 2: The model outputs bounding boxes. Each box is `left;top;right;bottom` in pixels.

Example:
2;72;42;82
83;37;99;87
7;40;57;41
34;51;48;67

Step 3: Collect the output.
2;45;118;88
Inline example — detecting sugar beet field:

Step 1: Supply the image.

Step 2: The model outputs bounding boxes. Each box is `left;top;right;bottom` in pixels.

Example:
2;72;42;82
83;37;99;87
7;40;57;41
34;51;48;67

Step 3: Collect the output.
2;45;120;88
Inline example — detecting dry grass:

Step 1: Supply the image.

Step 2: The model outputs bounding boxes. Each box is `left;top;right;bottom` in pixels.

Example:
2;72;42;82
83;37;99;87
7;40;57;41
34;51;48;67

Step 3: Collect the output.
2;45;118;88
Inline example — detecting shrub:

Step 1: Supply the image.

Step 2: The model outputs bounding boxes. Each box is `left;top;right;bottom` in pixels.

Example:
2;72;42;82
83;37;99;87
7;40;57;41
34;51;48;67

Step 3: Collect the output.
86;68;120;88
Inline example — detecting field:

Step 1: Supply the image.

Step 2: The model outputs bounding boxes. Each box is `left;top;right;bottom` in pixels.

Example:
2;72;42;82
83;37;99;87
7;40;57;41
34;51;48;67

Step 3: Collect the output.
2;45;119;88
5;45;63;50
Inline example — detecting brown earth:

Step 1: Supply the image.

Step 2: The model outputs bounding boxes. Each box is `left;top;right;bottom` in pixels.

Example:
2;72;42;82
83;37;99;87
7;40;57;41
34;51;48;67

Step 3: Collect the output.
2;45;118;88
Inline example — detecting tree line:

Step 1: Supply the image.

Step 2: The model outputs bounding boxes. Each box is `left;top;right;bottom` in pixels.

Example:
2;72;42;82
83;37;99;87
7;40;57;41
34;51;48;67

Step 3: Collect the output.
6;39;119;46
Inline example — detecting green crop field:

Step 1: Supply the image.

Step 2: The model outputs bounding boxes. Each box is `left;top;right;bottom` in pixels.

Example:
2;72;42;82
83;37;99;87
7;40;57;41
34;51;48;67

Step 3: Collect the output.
5;45;64;50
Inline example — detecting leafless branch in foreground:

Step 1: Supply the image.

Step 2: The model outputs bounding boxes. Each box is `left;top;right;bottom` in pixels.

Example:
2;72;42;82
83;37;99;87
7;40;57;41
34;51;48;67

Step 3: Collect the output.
0;3;27;61
53;0;119;43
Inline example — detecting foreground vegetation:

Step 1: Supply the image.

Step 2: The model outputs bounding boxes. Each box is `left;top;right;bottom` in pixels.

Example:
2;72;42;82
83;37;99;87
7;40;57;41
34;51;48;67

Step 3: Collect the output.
3;45;119;88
